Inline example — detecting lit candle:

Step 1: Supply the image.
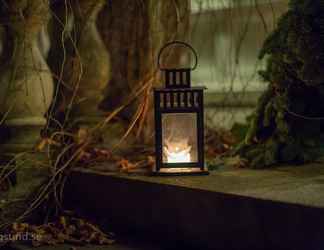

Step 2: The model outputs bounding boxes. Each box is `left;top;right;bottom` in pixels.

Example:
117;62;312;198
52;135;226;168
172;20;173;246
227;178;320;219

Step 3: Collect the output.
164;143;191;163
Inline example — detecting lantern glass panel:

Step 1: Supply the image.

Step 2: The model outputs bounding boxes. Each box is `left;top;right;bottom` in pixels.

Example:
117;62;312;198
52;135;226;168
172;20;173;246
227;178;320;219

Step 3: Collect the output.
161;113;198;164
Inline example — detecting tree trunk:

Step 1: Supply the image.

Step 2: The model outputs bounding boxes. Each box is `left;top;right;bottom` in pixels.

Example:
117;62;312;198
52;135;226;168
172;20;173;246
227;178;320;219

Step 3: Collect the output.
98;0;190;142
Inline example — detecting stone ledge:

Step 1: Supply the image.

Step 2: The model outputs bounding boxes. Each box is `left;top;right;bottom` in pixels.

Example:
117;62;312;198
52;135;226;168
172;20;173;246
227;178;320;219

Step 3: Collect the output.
64;163;324;250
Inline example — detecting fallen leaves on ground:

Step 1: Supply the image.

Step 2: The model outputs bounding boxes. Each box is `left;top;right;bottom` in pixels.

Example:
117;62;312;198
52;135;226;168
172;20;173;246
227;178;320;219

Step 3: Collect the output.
10;216;114;247
0;179;9;192
116;156;155;173
116;159;139;171
223;155;249;168
207;155;249;170
34;138;61;152
205;126;238;158
78;147;113;164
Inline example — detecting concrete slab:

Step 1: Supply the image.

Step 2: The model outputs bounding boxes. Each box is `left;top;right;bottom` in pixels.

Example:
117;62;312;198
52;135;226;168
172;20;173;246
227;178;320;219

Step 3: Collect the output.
77;163;324;208
64;163;324;250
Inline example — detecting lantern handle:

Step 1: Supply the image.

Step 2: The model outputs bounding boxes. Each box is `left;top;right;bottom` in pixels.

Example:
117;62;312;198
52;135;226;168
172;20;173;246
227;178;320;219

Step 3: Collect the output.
157;41;198;71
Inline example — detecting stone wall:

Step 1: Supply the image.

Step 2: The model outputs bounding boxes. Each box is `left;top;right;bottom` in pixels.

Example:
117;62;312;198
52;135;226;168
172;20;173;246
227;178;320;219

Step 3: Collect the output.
191;0;288;93
191;0;288;128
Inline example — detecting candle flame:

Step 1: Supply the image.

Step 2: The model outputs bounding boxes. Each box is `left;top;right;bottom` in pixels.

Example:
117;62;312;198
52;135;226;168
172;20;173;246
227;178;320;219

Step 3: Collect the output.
164;144;191;163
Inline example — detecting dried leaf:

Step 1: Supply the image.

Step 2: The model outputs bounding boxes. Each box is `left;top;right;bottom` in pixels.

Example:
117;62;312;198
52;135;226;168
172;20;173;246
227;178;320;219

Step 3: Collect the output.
35;138;61;152
10;216;114;247
147;156;155;168
116;159;139;171
59;216;67;229
224;156;248;168
75;128;90;145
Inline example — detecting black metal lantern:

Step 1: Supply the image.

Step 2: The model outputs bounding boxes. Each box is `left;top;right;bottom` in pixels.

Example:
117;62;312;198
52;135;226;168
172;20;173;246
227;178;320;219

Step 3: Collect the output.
153;41;208;176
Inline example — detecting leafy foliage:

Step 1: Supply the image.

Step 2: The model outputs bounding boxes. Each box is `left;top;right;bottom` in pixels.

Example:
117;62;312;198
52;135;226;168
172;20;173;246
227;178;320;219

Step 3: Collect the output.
237;0;324;168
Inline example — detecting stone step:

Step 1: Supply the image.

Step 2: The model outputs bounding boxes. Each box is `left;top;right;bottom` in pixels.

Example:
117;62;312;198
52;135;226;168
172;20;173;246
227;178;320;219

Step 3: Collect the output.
64;163;324;250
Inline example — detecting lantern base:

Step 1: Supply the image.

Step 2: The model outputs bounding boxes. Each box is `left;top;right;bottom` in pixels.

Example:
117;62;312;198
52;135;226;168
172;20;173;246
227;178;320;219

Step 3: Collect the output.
151;167;209;176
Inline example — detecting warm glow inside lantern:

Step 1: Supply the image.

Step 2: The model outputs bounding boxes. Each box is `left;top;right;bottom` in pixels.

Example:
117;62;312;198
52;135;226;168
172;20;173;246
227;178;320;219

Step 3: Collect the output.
153;41;208;175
